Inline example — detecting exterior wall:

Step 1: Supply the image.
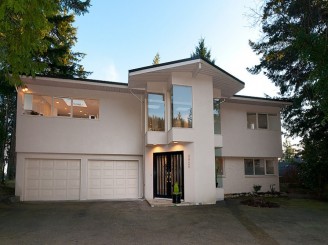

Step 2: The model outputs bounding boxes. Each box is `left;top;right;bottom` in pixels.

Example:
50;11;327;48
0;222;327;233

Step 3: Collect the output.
15;152;143;200
221;102;283;158
222;157;280;194
16;84;144;155
144;72;216;204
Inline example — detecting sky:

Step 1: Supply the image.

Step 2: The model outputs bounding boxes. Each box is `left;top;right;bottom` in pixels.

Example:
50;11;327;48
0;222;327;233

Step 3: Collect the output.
73;0;280;98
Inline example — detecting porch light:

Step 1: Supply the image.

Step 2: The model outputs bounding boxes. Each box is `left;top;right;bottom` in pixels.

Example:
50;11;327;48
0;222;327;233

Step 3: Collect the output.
21;85;29;92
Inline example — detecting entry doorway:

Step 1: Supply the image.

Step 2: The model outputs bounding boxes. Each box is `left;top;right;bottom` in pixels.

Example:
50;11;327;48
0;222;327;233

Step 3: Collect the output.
153;151;184;199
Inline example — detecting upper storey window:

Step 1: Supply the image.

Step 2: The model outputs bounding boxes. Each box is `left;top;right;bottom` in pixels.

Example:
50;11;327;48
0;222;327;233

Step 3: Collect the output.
171;85;192;128
247;112;279;130
213;99;221;134
23;94;99;119
147;93;165;131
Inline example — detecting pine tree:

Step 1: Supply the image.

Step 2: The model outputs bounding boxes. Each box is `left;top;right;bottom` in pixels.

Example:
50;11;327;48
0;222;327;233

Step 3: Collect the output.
153;53;160;65
249;0;328;196
191;38;215;64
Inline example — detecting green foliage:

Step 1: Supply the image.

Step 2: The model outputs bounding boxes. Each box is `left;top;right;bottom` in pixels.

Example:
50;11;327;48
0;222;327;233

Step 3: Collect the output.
173;182;180;194
253;184;262;193
152;52;160;65
191;37;215;64
0;0;91;85
249;0;328;197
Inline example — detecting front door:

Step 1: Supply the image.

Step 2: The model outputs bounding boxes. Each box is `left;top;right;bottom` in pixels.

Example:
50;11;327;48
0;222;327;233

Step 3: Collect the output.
153;151;184;199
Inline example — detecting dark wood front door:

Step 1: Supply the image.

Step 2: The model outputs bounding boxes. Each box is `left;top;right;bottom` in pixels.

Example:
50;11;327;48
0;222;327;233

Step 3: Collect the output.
153;151;184;199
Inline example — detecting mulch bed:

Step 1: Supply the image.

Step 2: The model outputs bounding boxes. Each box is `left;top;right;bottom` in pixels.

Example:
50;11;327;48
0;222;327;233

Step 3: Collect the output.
240;197;280;208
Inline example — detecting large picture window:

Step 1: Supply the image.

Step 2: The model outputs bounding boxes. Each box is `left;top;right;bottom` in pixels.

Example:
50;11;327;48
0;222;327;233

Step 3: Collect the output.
244;159;275;175
147;93;165;131
23;94;99;119
171;85;192;128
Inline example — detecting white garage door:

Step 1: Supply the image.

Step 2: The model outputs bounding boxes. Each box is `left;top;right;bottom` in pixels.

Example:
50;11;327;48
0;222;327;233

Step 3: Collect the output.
88;160;139;200
25;159;81;201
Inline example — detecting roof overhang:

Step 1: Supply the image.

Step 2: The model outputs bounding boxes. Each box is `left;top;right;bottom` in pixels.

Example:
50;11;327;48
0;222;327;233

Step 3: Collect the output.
226;95;292;108
128;58;245;97
21;76;144;94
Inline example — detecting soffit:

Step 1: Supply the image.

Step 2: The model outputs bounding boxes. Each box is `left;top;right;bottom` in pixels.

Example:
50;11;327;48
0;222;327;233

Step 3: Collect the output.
22;76;145;94
226;95;292;108
128;58;245;97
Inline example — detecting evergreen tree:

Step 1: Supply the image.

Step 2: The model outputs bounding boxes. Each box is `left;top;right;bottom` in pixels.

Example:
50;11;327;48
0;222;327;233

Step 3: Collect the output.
0;0;91;183
249;0;328;196
191;38;215;64
153;53;160;65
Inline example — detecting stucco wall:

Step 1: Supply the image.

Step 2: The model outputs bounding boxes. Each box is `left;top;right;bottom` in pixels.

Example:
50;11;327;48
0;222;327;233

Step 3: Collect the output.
16;84;144;155
222;157;280;194
221;102;283;158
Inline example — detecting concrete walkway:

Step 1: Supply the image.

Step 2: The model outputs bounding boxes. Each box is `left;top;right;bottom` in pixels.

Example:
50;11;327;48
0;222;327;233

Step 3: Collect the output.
0;199;327;244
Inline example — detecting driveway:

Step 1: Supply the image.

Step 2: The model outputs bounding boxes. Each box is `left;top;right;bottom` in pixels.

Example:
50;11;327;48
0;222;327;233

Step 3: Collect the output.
0;199;327;244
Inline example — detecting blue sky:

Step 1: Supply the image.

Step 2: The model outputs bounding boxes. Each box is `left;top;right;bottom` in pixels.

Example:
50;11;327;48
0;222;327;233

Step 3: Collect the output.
73;0;279;97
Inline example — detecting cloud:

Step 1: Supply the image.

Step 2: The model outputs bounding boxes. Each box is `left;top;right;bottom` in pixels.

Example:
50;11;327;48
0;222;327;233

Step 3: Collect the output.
104;63;119;82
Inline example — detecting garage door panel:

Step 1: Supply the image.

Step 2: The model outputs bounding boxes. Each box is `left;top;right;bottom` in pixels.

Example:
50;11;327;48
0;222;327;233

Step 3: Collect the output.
102;169;114;177
40;189;53;200
40;180;53;189
68;170;80;179
54;189;67;199
26;179;39;189
25;159;81;201
26;190;39;200
89;169;101;178
54;160;67;169
40;169;53;179
54;169;67;179
67;179;80;188
126;169;138;177
54;180;67;189
115;161;126;169
127;161;138;169
40;160;53;169
27;159;40;168
103;161;114;169
101;179;114;188
115;169;126;177
26;169;39;179
88;160;139;200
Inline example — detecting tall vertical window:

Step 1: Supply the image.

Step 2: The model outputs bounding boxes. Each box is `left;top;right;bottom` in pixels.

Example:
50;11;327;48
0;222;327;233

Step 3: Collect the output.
213;99;221;134
147;93;165;131
171;85;192;128
215;148;224;188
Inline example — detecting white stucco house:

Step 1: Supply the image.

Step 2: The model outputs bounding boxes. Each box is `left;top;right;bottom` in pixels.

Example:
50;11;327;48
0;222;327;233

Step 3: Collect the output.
15;58;290;203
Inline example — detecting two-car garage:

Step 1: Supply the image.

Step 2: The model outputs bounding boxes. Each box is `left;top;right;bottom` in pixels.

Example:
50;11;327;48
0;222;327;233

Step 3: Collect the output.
23;157;141;201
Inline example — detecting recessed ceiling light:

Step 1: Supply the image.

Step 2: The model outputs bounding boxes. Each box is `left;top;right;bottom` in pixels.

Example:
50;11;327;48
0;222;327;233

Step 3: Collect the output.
56;101;59;104
173;141;178;144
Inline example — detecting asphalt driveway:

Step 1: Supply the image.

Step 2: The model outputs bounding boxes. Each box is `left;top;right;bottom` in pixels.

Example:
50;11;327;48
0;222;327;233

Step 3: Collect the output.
0;198;327;244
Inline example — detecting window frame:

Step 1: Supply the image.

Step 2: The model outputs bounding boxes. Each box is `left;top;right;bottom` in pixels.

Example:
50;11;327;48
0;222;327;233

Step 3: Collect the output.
244;158;275;176
23;93;99;120
171;85;193;128
247;112;278;131
147;93;165;132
